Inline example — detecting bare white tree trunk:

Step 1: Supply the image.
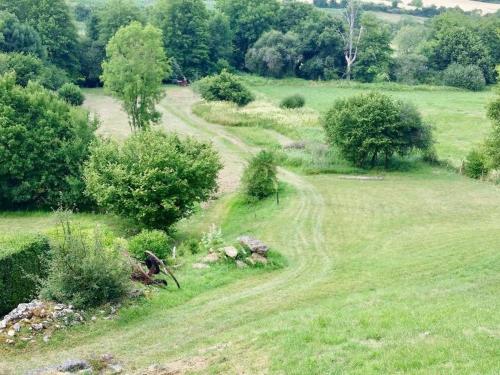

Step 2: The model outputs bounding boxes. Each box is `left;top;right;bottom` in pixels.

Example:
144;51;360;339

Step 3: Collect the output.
340;0;363;81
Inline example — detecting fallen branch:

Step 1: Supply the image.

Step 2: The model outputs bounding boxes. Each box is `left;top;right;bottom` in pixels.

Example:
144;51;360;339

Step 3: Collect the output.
145;251;181;289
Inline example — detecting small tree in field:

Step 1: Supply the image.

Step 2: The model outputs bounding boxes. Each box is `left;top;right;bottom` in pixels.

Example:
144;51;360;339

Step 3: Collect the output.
323;92;433;167
101;22;170;131
242;151;278;200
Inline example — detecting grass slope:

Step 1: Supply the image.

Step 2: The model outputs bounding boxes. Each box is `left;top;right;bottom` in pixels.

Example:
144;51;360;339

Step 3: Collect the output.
1;87;499;374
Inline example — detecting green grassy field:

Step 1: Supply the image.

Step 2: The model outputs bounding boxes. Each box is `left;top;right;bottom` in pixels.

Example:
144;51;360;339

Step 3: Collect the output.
1;86;499;374
242;77;496;167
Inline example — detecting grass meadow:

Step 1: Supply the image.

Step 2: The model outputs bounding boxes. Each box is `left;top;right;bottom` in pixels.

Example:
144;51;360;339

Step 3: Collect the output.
1;83;499;374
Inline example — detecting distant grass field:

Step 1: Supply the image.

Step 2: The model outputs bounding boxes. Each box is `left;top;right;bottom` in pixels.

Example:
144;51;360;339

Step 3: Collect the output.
242;77;495;167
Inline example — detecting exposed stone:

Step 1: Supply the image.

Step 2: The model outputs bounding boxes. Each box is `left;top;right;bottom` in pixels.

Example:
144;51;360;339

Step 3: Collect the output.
192;263;209;269
238;236;269;256
236;260;247;269
202;252;219;263
5;339;14;345
43;334;50;343
223;246;238;259
58;359;90;372
7;329;15;337
107;364;123;374
245;257;255;266
31;323;44;331
13;322;21;332
251;253;268;265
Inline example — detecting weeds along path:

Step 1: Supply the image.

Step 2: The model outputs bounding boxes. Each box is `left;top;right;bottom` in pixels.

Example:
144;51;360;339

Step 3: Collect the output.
2;88;333;373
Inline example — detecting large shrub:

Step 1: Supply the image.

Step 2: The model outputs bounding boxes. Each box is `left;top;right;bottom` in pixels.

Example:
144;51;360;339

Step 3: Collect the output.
280;94;305;109
0;52;43;86
323;92;433;167
40;220;130;309
129;230;172;261
197;70;254;106
484;92;500;170
0;74;97;210
58;82;85;106
245;30;301;78
0;235;50;316
443;64;486;91
84;130;222;229
464;149;488;179
242;151;278;200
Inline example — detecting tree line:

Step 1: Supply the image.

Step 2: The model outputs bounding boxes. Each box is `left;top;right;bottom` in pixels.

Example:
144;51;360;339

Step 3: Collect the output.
1;0;499;90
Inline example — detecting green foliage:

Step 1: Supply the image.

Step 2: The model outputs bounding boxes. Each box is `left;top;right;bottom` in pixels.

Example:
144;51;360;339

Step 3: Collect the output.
217;0;280;67
129;229;172;261
280;94;305;109
58;83;85;106
37;63;70;91
102;22;170;131
0;235;50;316
84;130;222;230
242;150;278;200
353;15;393;83
40;219;130;309
95;0;144;46
425;21;496;84
207;11;233;74
484;93;500;169
198;70;254;106
392;54;430;85
294;11;345;80
0;11;44;58
276;1;316;33
442;63;486;91
0;74;97;210
1;0;81;78
200;224;224;252
245;30;300;78
154;0;210;79
464;149;488;179
323;92;433;167
0;52;42;86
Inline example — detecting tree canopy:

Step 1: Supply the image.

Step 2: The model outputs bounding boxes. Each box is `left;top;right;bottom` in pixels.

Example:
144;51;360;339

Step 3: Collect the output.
101;22;170;131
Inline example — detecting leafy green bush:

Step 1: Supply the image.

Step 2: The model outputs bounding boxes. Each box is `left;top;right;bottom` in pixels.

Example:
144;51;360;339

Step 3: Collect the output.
0;52;43;86
84;130;222;229
129;230;172;261
58;82;85;106
41;220;130;309
242;151;278;200
0;235;50;316
0;74;98;210
280;94;305;109
323;92;433;168
197;70;254;106
464;149;489;179
443;64;486;91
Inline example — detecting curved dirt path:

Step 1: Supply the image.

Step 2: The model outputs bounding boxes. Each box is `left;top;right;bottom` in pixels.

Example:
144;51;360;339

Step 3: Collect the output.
1;89;331;374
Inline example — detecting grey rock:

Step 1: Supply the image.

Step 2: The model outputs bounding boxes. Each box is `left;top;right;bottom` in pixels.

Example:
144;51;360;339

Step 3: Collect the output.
236;260;247;269
238;236;269;256
251;253;268;265
57;359;90;372
13;322;21;332
223;246;238;259
202;252;219;263
31;323;44;331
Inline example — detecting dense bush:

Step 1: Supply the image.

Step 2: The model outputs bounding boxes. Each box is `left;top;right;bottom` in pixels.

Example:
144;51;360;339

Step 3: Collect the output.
0;235;50;316
0;52;43;86
242;151;278;200
129;230;172;261
464;149;489;179
484;93;500;169
84;130;222;229
58;83;85;106
443;64;486;91
323;92;433;167
197;70;254;106
41;220;130;309
0;74;97;210
245;30;301;78
280;94;305;109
